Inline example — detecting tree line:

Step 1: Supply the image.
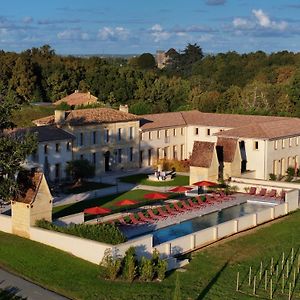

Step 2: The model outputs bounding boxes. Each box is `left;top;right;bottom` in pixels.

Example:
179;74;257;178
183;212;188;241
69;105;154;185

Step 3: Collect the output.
1;44;300;116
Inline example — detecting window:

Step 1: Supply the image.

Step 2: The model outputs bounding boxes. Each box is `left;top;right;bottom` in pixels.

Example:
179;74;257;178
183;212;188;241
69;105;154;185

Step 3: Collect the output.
93;131;97;144
55;143;60;153
181;127;184;135
80;133;84;146
80;154;84;160
180;144;184;160
207;128;211;136
104;129;109;143
157;130;161;139
55;163;60;179
129;127;134;140
282;139;286;149
274;140;278;150
147;149;152;166
129;147;133;162
195;128;199;135
118;149;122;163
148;131;152;140
156;148;160;159
254;141;259;150
173;145;177;159
289;138;292;147
92;153;96;165
44;144;48;154
117;128;122;141
165;129;169;137
66;142;71;151
173;128;176;136
297;137;299;146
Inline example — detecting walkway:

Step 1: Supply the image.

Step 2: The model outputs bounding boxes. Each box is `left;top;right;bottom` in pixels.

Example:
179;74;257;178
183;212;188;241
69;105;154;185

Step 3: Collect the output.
0;268;68;300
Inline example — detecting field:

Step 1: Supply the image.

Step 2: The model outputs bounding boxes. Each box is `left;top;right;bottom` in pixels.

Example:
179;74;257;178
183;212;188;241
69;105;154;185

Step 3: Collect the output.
1;209;300;299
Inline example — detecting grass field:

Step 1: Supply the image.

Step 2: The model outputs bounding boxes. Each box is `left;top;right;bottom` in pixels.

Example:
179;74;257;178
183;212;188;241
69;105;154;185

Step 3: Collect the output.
52;189;173;219
119;174;189;187
1;209;300;299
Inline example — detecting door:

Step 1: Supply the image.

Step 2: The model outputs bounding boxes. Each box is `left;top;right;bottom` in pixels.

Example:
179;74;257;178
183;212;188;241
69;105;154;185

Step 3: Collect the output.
104;151;110;172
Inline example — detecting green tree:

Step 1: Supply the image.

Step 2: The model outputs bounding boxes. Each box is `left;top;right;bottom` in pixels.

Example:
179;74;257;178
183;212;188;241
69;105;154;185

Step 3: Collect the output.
66;159;95;183
137;53;156;69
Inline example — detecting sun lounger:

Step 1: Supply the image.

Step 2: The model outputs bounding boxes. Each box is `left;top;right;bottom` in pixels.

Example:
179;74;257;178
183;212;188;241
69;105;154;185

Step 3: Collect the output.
137;212;156;223
258;188;267;197
157;207;171;218
129;214;144;224
266;189;277;198
188;198;201;208
165;204;180;215
277;190;286;201
196;197;206;206
173;202;186;213
147;209;165;220
249;187;256;195
181;200;194;210
118;216;129;225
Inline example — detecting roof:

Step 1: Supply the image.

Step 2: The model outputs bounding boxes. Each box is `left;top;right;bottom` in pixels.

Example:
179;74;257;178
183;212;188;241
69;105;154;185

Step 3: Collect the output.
216;137;238;162
190;141;215;168
15;172;43;204
8;126;75;142
54;91;98;106
215;118;300;140
33;108;140;126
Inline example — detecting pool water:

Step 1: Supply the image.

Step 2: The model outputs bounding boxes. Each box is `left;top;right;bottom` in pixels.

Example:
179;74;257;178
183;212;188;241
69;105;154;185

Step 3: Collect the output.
153;202;269;245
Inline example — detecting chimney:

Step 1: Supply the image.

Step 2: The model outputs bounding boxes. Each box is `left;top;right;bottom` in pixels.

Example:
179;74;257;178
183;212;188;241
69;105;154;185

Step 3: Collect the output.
55;110;66;125
119;104;129;113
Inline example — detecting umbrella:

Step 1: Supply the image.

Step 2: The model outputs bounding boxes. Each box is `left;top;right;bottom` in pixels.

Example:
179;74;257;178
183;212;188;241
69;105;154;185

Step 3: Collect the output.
169;186;193;193
83;207;111;215
115;199;138;206
192;180;217;187
143;192;168;200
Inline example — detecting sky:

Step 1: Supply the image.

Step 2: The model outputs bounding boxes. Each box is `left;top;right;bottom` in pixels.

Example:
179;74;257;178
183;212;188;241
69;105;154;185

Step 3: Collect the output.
1;0;300;55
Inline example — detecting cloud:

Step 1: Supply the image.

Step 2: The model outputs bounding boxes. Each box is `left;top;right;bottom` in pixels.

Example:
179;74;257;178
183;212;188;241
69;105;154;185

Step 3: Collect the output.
252;9;287;30
23;16;33;24
38;19;82;25
97;26;129;41
57;29;90;40
205;0;226;6
149;24;171;42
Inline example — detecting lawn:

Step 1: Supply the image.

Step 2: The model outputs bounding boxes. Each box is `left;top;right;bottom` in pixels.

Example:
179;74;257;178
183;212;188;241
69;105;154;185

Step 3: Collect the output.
119;174;189;187
52;189;174;219
62;181;113;194
0;210;300;299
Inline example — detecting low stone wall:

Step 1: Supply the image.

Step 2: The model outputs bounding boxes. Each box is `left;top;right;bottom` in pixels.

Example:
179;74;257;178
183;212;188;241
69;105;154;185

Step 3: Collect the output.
195;227;216;247
256;207;274;224
236;214;256;231
0;215;12;233
274;203;287;218
217;220;237;238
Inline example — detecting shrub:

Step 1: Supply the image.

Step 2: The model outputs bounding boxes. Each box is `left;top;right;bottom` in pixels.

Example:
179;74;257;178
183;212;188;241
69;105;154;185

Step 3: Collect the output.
286;167;296;177
139;257;154;281
157;259;168;281
269;173;277;181
36;219;126;245
100;249;122;280
123;247;137;282
153;159;190;172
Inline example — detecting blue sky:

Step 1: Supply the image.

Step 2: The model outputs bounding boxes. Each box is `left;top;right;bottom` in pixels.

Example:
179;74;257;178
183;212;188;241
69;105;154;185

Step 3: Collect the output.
1;0;300;54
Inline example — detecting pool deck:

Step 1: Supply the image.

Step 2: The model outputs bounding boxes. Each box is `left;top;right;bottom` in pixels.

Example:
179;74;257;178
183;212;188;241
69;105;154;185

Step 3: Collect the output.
119;193;283;239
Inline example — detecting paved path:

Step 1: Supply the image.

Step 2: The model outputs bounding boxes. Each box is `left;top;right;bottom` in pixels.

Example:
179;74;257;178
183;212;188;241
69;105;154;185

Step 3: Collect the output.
0;268;69;300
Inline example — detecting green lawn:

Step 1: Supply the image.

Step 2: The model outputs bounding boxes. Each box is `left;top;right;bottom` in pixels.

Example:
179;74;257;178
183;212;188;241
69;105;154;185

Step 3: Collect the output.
1;210;300;299
119;174;189;187
63;181;113;194
53;189;174;219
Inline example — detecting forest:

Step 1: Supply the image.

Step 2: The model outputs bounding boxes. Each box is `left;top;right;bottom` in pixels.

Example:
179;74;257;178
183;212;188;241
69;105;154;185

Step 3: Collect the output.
1;44;300;117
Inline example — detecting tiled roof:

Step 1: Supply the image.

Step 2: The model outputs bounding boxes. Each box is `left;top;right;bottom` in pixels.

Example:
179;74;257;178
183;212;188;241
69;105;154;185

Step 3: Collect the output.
15;172;43;204
33;108;140;126
190;141;215;168
54;91;98;106
215;118;300;140
216;137;238;162
8;126;75;142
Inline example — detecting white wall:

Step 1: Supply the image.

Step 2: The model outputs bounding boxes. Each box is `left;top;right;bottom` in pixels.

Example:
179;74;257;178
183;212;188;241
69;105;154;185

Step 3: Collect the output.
0;215;12;233
236;214;256;231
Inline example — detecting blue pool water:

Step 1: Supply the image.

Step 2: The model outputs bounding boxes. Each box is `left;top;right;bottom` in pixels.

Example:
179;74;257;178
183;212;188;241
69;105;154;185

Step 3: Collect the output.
153;202;269;245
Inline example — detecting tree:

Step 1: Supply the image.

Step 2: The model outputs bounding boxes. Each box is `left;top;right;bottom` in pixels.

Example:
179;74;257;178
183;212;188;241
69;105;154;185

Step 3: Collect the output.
182;43;204;65
66;159;95;183
137;53;156;69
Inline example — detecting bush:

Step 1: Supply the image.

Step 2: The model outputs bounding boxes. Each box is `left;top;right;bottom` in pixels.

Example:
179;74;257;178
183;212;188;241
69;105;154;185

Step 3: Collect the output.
36;219;126;245
101;249;122;280
123;247;137;282
154;159;190;172
157;259;167;281
269;173;277;181
286;167;296;177
139;257;154;281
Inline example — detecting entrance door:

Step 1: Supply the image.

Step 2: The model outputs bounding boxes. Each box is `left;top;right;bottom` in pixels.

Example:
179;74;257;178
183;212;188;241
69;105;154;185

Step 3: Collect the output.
104;151;110;172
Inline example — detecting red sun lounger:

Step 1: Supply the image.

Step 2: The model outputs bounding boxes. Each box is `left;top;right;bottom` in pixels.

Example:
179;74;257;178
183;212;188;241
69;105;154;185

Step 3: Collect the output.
249;187;256;195
258;188;267;197
173;202;187;212
129;214;144;224
137;212;156;223
181;200;194;210
188;198;201;208
147;209;165;220
165;204;180;215
157;207;171;218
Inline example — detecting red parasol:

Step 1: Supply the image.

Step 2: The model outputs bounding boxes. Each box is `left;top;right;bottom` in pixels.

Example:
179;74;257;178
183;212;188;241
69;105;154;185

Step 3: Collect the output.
169;186;193;193
143;192;169;200
192;180;217;187
83;207;111;215
115;199;138;206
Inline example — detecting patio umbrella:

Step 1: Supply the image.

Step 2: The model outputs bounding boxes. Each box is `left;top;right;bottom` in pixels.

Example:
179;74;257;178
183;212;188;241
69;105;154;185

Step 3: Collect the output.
115;199;138;206
192;180;217;187
143;192;169;200
83;206;112;222
169;186;193;193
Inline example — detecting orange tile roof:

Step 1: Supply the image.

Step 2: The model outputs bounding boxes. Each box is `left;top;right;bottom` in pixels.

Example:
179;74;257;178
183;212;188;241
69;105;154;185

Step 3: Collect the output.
216;137;238;162
15;172;43;204
54;91;98;106
190;141;215;168
33;108;140;126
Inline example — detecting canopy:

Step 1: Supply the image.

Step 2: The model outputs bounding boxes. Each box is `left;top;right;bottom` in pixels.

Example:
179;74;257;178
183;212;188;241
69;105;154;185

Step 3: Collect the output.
83;207;111;215
169;186;193;193
115;199;138;206
143;192;168;200
192;180;217;187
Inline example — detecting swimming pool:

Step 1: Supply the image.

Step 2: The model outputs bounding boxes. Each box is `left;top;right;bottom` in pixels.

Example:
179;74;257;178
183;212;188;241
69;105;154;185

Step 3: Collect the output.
153;202;270;245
